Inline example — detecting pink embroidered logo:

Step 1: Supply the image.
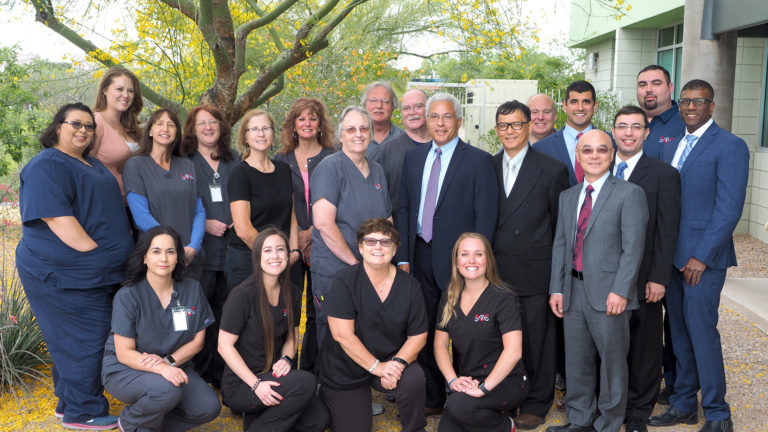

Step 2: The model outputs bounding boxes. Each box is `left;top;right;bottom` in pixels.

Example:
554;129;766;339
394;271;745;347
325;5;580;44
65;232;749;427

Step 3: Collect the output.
658;136;672;143
374;183;383;191
185;307;197;316
180;172;194;181
474;314;490;322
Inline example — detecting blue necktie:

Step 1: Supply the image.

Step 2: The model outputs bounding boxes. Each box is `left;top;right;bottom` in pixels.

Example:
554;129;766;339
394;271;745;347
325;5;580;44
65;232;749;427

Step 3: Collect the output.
616;161;628;180
677;135;698;171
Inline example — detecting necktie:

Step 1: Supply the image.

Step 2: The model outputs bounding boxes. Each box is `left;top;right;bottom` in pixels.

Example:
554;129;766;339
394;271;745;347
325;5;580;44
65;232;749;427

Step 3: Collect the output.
504;160;518;196
676;135;698;171
421;147;442;242
574;132;585;183
616;161;628;180
572;184;594;271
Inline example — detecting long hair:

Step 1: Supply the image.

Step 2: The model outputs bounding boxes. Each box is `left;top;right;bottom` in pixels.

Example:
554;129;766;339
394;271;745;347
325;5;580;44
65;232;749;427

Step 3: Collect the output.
93;66;143;141
278;98;335;154
236;109;275;160
236;227;295;372
40;103;97;158
123;226;186;285
438;233;510;328
180;104;234;161
137;108;183;161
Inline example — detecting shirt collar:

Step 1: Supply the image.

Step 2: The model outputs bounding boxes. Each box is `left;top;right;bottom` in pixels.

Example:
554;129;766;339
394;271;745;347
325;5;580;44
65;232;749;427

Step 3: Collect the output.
654;101;680;124
430;135;460;153
684;118;714;140
502;144;529;167
615;151;643;173
564;124;594;142
583;170;610;195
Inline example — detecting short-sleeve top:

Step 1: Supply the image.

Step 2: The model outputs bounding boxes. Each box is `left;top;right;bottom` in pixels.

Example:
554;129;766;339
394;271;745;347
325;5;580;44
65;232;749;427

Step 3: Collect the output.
123;154;201;246
102;278;215;377
436;284;525;380
92;112;139;198
309;153;391;277
219;282;301;395
15;148;133;289
191;152;237;270
319;264;427;389
227;160;293;250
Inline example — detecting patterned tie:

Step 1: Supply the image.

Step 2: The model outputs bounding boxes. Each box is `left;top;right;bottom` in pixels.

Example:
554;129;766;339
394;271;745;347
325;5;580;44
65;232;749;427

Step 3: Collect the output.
676;134;698;171
616;161;628;180
421;147;442;242
504;160;518;196
572;184;594;271
574;132;585;183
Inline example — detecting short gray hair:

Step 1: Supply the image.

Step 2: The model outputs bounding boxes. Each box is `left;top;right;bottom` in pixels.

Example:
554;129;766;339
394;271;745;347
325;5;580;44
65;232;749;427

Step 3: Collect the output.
361;81;399;109
426;93;462;120
336;106;374;145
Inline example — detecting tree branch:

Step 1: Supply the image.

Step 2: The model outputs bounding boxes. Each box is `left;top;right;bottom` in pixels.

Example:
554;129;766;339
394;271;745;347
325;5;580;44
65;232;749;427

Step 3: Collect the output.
235;0;299;39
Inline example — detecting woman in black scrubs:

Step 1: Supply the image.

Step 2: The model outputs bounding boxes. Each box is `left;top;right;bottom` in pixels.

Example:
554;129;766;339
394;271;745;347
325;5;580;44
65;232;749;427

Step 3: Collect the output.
320;218;428;432
435;233;528;432
218;228;327;432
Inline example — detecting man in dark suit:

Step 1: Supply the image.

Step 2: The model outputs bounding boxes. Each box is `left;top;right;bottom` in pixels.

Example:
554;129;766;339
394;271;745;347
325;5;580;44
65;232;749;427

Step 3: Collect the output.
491;100;569;429
610;105;681;432
548;130;648;432
649;80;749;432
534;80;600;186
395;92;498;415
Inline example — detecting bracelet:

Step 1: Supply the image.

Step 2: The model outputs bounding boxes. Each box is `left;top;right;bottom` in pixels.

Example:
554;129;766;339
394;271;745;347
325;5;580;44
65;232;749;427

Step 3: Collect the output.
478;382;490;395
368;359;380;374
392;357;408;367
290;249;302;259
280;355;295;368
251;378;262;392
447;377;458;388
163;355;176;367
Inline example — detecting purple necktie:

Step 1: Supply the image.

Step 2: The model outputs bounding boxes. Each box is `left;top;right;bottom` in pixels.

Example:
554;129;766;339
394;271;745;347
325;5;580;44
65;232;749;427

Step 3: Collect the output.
572;184;594;271
421;147;442;242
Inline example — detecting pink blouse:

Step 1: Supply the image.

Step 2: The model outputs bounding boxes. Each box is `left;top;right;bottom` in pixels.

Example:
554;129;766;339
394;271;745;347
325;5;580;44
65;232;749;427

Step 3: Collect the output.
93;112;138;199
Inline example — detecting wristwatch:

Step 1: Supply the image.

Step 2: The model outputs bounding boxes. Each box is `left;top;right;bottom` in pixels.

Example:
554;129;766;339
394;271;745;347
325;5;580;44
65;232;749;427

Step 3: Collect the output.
164;355;176;367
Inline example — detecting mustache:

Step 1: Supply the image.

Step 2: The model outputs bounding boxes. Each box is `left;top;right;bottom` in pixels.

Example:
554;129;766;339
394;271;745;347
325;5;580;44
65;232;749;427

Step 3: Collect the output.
406;115;422;122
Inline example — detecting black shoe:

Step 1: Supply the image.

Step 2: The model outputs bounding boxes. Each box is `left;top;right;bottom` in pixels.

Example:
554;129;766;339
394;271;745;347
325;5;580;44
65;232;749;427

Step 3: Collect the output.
648;405;698;426
546;424;595;432
656;386;674;405
699;418;733;432
626;416;648;432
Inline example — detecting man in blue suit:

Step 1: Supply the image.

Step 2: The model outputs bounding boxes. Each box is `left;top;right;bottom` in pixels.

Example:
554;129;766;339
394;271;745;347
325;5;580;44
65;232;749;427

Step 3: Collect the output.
534;80;599;186
649;79;749;432
395;92;498;415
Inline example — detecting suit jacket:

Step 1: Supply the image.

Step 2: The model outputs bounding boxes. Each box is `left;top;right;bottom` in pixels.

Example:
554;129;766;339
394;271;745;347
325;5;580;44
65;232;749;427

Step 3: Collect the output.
621;154;681;300
532;128;578;186
661;122;750;270
395;139;498;290
549;174;648;312
492;146;570;296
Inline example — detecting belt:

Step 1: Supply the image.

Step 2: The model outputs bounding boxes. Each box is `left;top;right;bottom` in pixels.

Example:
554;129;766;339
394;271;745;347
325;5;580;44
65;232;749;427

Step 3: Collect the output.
571;269;584;280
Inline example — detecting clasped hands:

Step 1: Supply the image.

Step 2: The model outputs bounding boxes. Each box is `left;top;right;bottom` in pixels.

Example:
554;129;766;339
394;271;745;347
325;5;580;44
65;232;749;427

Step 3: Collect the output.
449;376;485;398
139;353;188;387
372;360;405;390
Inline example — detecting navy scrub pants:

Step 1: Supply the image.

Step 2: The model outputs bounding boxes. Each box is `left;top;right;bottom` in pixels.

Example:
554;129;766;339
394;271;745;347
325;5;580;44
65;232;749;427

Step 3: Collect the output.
17;266;114;423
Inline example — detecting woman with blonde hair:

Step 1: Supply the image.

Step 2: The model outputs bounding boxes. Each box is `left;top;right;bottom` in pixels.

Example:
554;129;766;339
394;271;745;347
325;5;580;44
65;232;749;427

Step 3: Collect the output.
434;233;528;432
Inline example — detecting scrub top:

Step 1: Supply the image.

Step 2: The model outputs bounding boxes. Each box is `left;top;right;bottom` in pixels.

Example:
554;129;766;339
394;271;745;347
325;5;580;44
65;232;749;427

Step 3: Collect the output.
319;264;427;389
309;153;391;277
227;160;293;250
218;282;301;394
192;152;237;270
644;102;686;160
102;278;215;377
123;154;200;246
16;148;134;289
436;284;525;380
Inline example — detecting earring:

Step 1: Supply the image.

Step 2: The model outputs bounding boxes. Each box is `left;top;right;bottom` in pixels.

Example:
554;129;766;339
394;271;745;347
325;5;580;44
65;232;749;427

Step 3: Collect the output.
317;130;323;141
292;131;299;144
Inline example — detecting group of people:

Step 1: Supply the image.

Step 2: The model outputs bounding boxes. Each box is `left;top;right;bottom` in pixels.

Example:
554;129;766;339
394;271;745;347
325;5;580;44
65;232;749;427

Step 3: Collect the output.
15;63;748;432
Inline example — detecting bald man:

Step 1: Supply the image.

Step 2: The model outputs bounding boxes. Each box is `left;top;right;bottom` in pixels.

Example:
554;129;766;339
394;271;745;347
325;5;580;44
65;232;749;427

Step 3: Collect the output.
527;93;557;143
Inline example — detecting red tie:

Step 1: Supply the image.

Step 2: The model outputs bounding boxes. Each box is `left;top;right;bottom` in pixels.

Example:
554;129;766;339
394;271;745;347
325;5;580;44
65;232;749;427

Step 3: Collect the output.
574;132;585;183
572;184;594;271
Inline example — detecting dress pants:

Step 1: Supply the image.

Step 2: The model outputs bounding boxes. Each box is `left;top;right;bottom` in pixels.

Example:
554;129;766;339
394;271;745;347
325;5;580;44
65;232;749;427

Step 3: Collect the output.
518;294;556;417
194;269;230;387
666;268;730;420
626;299;663;420
662;298;677;387
225;246;253;291
297;261;319;372
563;276;629;432
439;373;528;432
311;271;335;348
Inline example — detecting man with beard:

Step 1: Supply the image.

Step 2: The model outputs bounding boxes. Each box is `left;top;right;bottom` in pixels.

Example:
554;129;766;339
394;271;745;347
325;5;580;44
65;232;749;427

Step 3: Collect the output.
362;81;405;157
636;65;685;160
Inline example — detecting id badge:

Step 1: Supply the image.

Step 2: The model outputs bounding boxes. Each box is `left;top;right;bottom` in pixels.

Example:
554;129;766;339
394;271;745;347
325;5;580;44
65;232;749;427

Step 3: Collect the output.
172;306;189;332
209;183;223;203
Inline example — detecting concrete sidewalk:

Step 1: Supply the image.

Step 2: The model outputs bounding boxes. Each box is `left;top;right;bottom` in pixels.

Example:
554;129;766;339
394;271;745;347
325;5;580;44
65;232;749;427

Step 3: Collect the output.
722;278;768;333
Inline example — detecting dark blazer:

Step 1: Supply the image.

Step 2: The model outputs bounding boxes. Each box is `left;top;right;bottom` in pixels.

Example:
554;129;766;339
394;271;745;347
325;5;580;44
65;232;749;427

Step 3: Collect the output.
492;147;570;296
273;147;336;230
532;128;578;186
395;139;498;290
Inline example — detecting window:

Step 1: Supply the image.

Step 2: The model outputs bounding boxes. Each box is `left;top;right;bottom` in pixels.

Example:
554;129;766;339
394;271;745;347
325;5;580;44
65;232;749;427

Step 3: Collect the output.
657;24;684;99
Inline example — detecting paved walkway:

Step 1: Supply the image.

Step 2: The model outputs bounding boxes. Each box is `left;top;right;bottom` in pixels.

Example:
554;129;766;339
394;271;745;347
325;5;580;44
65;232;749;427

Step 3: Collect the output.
722;277;768;333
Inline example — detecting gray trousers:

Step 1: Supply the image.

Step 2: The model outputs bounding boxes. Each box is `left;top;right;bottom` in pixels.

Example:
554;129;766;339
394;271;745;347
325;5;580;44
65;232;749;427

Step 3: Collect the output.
563;276;629;432
103;364;221;432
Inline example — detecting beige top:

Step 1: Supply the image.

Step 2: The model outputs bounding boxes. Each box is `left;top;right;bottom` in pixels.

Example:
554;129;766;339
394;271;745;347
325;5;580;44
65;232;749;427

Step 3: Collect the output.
92;111;138;198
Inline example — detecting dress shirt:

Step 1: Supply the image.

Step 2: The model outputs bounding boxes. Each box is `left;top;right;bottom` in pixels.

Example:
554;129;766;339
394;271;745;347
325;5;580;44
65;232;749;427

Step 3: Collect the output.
671;119;713;167
563;124;594;169
503;145;529;195
575;171;610;224
417;136;459;235
613;151;643;181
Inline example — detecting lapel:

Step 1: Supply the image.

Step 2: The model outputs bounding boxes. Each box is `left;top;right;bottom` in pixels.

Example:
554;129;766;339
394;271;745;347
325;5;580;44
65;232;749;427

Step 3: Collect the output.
564;186;580;248
679;123;719;176
493;151;504;192
553;129;575;176
627;153;650;184
435;139;466;210
585;174;616;237
411;143;431;200
500;147;540;225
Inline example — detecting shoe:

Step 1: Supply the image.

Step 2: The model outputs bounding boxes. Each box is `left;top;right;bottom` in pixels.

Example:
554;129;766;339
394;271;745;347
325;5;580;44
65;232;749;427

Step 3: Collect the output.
371;402;384;416
656;385;674;405
516;413;545;429
648;405;698;426
556;396;566;411
55;410;65;419
55;400;66;419
546;424;596;432
116;418;125;432
62;415;119;430
699;418;733;432
626;416;648;432
424;406;444;417
509;417;517;432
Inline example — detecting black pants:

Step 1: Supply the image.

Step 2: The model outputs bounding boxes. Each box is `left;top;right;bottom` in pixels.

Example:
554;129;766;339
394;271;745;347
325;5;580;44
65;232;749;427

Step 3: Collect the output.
222;370;327;432
439;374;529;432
414;237;446;409
194;269;230;387
321;362;427;432
225;246;252;291
626;299;663;420
518;294;556;417
662;298;676;387
296;261;318;372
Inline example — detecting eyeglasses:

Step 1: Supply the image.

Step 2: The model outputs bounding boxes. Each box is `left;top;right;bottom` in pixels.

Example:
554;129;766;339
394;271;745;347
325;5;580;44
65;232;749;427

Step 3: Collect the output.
579;146;611;155
196;120;220;128
496;121;529;131
613;123;646;131
366;97;391;106
246;126;273;135
344;126;370;134
678;98;713;106
362;237;394;247
401;103;425;112
61;120;95;132
428;113;456;122
531;109;555;116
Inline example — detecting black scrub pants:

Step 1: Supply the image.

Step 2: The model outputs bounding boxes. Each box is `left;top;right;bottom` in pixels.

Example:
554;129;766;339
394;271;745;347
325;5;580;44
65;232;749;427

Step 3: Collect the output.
194;269;229;387
225;245;253;291
296;261;319;372
438;373;529;432
222;370;328;432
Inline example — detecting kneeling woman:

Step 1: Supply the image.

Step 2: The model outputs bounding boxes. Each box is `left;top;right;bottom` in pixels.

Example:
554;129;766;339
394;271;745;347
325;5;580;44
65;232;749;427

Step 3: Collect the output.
435;233;529;432
102;226;221;431
218;228;328;432
320;218;428;432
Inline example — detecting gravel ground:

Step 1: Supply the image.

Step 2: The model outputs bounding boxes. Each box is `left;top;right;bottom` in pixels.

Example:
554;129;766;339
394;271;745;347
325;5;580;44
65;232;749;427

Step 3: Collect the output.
3;236;767;431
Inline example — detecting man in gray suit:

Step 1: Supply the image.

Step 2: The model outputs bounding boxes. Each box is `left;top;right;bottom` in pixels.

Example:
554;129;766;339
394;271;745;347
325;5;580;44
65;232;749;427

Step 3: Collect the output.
548;130;648;432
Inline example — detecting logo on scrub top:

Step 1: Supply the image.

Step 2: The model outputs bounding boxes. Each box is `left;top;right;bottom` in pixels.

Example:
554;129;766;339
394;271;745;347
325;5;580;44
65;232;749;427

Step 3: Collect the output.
180;172;195;181
474;313;490;322
374;183;383;191
185;307;197;316
282;308;288;317
658;136;672;143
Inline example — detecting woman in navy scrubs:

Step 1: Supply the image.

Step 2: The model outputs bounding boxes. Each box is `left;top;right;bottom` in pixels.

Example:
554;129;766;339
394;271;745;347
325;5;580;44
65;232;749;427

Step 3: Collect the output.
434;233;529;432
15;103;134;430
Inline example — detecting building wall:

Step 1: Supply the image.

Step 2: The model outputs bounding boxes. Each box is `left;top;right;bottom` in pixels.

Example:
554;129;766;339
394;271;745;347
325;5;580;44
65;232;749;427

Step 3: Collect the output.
584;39;615;92
612;28;658;105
